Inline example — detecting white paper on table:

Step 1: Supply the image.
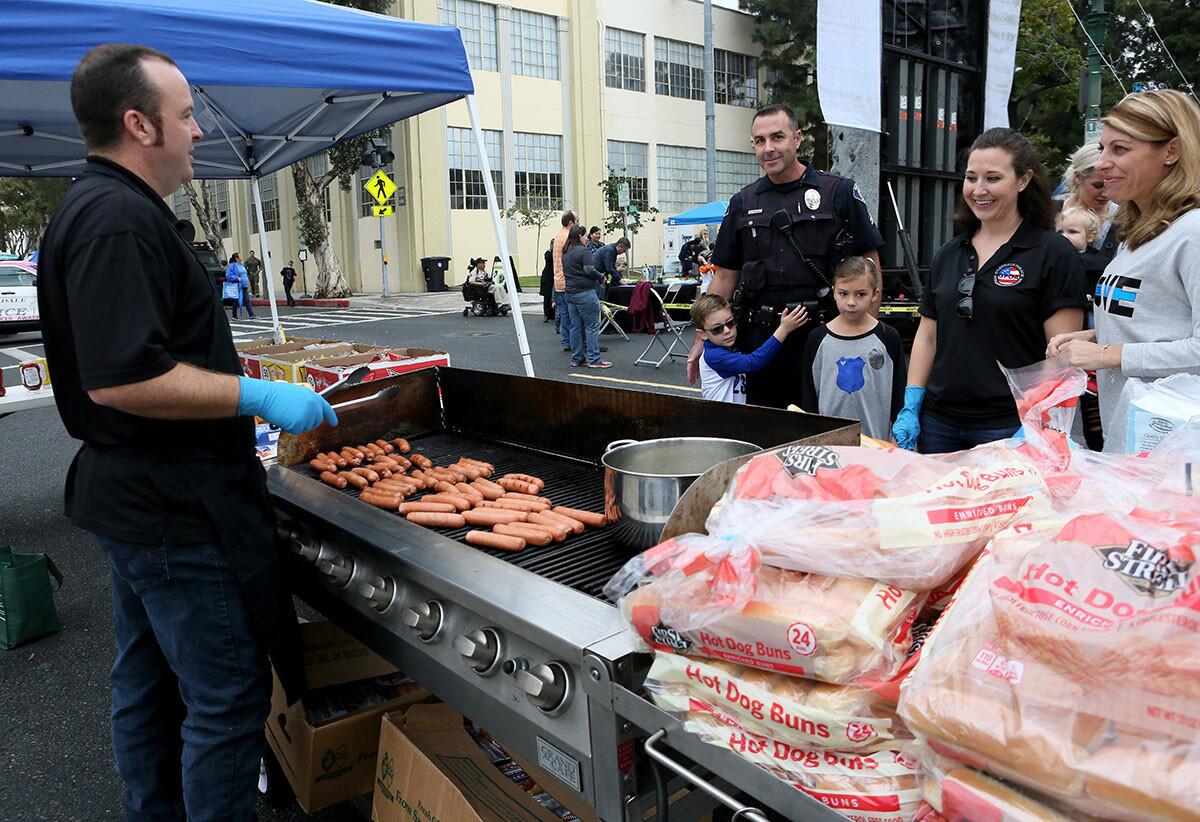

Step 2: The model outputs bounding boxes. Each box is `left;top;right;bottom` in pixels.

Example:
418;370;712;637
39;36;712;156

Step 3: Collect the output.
984;0;1022;129
816;0;882;132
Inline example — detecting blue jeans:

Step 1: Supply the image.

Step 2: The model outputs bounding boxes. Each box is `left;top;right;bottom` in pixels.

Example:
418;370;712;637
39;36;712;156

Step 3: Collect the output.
94;533;271;822
556;290;573;349
239;288;255;318
565;289;602;365
918;411;1019;454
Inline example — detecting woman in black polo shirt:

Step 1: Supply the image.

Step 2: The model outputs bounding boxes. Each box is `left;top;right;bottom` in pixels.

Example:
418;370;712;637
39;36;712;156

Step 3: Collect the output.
892;128;1087;453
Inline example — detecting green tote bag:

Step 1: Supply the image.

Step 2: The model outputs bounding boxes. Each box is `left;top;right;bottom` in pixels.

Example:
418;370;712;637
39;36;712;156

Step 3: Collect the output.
0;545;63;649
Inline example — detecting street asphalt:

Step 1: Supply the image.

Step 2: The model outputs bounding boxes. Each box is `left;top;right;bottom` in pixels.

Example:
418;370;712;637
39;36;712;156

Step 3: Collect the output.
0;295;696;820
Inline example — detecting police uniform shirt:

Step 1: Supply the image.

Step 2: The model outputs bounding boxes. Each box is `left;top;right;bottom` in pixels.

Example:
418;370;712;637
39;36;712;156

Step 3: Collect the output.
38;157;255;544
712;162;884;297
920;219;1088;427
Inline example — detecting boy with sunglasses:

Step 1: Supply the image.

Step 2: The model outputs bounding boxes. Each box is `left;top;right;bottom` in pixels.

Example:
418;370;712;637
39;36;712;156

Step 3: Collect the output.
692;294;807;403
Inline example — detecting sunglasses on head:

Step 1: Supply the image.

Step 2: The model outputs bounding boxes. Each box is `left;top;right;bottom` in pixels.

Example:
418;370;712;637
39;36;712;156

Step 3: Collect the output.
705;317;737;335
956;273;976;320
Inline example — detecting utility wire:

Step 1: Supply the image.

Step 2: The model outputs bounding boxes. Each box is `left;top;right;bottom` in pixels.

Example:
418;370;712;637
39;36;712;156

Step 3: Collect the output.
1132;0;1199;103
1066;0;1128;95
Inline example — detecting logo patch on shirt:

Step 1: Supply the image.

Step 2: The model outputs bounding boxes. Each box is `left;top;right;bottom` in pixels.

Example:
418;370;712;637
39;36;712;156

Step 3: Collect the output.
804;189;822;211
993;263;1024;287
1095;272;1140;318
852;183;867;205
868;347;885;370
835;357;866;393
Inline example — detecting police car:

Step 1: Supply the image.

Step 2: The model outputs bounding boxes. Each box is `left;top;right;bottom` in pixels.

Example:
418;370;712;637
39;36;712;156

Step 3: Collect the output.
0;260;38;334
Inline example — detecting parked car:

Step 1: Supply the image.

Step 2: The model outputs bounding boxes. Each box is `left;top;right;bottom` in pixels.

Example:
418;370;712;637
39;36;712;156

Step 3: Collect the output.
0;260;38;334
191;242;226;288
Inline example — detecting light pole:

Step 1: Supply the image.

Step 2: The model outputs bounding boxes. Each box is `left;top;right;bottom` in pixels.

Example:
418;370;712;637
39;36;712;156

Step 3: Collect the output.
298;247;309;297
1084;0;1108;144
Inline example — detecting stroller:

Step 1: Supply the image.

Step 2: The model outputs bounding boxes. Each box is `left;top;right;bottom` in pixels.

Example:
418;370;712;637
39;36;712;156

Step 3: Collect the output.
461;278;510;317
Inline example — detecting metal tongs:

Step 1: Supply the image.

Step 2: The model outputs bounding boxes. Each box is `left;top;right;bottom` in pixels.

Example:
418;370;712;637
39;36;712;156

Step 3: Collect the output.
319;364;401;410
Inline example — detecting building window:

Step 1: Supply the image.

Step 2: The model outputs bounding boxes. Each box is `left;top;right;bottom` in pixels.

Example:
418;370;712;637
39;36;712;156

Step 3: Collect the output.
714;49;758;108
213;181;231;238
605;141;649;210
249;173;280;232
604;28;645;92
716;150;759;201
654;37;704;101
360;133;397;217
511;9;559;80
656;144;707;213
305;152;332;222
171;187;191;221
447;126;502;210
514;132;563;209
438;0;498;72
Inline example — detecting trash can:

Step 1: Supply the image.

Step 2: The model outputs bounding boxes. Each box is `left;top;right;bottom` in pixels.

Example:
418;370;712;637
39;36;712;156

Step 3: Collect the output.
420;256;451;292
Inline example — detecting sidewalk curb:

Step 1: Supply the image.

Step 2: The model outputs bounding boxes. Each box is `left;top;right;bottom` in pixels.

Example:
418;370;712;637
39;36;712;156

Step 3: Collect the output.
249;297;350;308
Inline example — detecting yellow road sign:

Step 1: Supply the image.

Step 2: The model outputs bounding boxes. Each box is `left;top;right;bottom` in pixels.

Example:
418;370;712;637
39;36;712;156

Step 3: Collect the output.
364;170;396;205
372;205;394;217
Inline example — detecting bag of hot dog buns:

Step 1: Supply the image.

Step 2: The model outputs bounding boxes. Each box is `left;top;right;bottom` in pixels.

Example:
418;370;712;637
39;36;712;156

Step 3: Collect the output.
898;502;1200;821
644;652;908;751
703;442;1053;591
675;703;923;822
606;534;925;685
915;748;1092;822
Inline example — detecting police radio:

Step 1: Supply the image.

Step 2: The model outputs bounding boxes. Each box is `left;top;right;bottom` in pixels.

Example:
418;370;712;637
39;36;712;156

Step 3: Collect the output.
770;209;835;297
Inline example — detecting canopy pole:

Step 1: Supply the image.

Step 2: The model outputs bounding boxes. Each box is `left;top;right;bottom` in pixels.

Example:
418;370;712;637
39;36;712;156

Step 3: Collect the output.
250;175;285;344
466;94;534;377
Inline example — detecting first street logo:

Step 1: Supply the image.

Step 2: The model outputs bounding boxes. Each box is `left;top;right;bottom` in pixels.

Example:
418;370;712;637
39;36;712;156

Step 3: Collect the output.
649;623;693;652
775;445;840;477
1096;539;1192;598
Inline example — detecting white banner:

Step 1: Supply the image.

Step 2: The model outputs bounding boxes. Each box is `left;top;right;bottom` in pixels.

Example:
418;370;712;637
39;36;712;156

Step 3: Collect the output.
984;0;1022;129
816;0;882;132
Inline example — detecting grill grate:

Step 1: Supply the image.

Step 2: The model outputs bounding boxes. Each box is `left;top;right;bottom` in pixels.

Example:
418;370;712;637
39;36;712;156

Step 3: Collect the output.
291;432;639;599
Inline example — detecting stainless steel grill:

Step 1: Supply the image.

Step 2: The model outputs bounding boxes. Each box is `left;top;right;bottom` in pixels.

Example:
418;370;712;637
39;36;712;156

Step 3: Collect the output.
270;367;860;821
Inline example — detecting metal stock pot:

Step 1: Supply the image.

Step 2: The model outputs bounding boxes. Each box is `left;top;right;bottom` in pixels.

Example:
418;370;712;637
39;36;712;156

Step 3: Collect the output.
602;437;761;550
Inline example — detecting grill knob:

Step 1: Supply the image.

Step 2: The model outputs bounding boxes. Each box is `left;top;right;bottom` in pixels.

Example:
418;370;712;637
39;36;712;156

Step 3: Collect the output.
400;600;443;641
517;662;570;714
453;628;501;675
316;555;354;587
356;576;395;612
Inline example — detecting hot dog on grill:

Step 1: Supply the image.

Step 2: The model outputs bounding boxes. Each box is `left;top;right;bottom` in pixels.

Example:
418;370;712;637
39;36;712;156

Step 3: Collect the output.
374;439;395;454
455;482;484;501
471;478;505;500
552;506;606;527
340;471;369;490
493;522;552;546
420;493;472;512
409;454;432;470
359;491;402;510
503;492;553;505
465;530;525;552
326;451;349;468
501;520;564;543
497;477;540;495
406;511;466;528
539;509;585;534
452;462;481;480
320;471;348;489
502;473;545;492
310;457;336;473
462;508;529;526
398;501;458;515
351;467;381;483
391;437;412;453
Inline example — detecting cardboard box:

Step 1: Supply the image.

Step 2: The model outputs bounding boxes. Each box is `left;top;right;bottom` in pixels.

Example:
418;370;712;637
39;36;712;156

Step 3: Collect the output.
373;704;569;822
257;343;371;383
304;347;451;392
265;621;432;813
236;336;328;378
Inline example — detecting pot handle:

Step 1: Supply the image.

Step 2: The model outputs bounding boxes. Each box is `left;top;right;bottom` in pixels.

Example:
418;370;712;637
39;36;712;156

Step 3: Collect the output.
604;438;638;454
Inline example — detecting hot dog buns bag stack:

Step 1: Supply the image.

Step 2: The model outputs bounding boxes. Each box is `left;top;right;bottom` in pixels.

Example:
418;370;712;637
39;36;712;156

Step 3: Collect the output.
898;505;1200;822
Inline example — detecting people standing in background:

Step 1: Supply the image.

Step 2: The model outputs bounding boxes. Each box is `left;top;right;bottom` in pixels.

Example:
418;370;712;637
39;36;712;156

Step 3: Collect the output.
280;260;297;307
224;252;246;318
893;127;1086;454
594;237;631;288
1060;142;1119;259
238;261;255;318
562;224;611;368
552;211;577;347
244;249;263;298
678;236;703;279
539;240;555;323
586;226;604;253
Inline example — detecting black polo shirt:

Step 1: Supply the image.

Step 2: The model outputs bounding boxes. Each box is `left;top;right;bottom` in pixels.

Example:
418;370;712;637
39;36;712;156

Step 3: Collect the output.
38;157;255;544
711;162;884;271
920;219;1088;427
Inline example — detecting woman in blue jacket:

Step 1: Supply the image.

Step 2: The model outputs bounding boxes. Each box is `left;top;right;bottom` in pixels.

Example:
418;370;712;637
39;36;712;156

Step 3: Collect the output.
224;253;254;319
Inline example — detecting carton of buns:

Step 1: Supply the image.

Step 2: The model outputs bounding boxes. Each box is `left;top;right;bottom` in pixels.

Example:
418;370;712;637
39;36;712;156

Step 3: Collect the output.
611;535;924;685
898;508;1200;821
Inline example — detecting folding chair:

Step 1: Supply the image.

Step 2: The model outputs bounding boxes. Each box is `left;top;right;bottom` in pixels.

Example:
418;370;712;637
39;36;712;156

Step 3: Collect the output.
598;299;630;341
635;282;692;368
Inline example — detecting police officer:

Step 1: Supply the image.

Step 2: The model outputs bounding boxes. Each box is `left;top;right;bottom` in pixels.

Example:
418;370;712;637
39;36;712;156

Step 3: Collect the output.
689;104;884;409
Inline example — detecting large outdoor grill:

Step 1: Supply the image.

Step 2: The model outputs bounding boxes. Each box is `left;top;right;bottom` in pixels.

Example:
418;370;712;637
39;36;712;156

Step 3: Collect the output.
269;367;859;820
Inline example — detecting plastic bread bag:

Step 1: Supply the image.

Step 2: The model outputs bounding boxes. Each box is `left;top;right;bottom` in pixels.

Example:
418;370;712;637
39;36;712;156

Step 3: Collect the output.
676;704;923;822
897;507;1200;821
606;535;926;685
998;356;1087;470
643;652;909;751
1109;372;1200;455
702;442;1053;591
916;748;1084;822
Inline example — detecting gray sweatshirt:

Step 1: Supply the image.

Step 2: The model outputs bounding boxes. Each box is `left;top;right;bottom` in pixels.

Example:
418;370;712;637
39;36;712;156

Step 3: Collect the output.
1095;208;1200;447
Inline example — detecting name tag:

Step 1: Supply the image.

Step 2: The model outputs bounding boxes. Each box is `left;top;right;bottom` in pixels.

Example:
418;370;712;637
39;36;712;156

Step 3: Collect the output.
747;208;763;215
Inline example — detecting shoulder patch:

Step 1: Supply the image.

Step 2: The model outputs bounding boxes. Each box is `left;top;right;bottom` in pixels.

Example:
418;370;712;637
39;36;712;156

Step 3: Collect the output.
852;184;867;205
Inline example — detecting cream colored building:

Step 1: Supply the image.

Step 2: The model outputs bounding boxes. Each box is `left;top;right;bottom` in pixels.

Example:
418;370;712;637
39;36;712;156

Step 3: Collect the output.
181;0;765;296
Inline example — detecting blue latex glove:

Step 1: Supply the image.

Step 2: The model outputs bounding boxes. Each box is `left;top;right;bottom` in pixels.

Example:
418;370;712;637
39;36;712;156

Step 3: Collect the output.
891;386;925;451
237;377;338;434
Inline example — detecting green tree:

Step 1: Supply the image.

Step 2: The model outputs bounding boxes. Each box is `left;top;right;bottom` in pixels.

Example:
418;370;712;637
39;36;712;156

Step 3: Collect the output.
503;185;558;259
288;0;392;297
0;178;70;257
1109;0;1200;97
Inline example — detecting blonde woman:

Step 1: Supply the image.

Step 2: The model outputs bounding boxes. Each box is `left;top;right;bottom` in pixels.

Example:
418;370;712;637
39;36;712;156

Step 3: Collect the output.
1060;142;1119;255
1049;90;1200;448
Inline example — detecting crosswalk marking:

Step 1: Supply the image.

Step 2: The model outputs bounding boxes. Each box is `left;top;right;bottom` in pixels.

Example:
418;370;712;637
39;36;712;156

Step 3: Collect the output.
226;305;457;338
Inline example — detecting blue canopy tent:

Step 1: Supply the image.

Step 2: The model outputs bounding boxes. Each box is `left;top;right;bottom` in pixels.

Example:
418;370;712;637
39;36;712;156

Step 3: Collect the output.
664;200;727;226
0;0;535;372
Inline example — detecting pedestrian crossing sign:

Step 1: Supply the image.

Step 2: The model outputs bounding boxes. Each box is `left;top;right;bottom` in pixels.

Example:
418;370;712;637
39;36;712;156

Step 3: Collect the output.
365;170;396;205
373;205;394;217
